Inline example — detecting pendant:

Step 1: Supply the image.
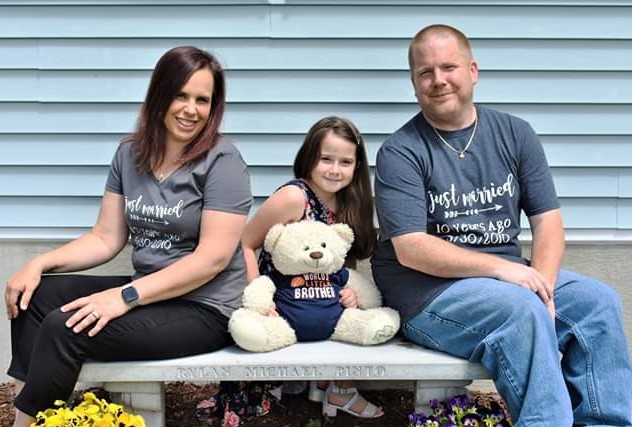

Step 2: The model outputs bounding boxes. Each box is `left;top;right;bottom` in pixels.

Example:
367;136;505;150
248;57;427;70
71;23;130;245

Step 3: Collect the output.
157;173;164;181
458;152;466;159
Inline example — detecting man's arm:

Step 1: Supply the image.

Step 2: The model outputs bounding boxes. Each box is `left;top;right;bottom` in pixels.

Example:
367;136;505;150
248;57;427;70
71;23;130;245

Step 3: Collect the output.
392;232;550;297
528;208;564;316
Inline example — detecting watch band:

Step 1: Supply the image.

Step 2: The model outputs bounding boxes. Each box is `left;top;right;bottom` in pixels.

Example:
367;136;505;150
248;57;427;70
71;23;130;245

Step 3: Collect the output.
121;283;140;308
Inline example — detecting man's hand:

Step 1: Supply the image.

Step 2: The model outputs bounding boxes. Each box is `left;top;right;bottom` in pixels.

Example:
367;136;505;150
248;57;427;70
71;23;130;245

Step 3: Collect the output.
545;299;556;320
495;261;554;314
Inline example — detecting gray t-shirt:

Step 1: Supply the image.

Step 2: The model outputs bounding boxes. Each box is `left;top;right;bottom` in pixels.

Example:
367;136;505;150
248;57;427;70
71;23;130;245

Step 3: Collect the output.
373;105;559;320
105;137;252;317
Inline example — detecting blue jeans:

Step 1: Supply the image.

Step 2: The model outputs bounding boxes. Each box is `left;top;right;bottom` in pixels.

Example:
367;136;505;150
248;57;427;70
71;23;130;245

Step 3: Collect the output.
403;270;632;427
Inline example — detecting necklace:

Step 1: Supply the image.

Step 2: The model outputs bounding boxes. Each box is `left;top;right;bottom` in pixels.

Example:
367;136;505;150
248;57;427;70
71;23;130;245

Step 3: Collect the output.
432;115;478;159
155;162;179;182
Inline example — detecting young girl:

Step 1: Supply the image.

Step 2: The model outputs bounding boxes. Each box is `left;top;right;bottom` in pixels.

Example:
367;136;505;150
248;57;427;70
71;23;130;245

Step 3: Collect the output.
241;116;382;418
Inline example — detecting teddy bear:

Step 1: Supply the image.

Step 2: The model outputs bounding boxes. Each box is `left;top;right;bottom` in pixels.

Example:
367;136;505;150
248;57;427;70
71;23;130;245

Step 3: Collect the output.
228;220;400;352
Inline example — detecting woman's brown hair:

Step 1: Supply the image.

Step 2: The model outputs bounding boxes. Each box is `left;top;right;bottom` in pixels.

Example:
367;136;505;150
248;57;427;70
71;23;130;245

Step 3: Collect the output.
124;46;226;173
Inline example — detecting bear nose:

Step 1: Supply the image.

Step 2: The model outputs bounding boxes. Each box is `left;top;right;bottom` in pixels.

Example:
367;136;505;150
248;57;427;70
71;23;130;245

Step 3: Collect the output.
310;251;323;260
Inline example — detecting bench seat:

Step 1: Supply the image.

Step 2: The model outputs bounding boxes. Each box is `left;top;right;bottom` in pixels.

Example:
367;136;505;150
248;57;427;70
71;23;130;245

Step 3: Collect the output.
78;338;491;426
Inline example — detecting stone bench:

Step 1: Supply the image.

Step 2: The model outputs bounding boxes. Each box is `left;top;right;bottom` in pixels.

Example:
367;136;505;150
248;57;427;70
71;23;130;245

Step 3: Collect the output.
78;338;491;426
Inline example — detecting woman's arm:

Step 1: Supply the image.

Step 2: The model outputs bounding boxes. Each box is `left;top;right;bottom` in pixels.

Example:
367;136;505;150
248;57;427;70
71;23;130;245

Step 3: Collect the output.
241;186;306;282
5;191;129;318
63;209;248;336
38;192;129;273
133;209;248;302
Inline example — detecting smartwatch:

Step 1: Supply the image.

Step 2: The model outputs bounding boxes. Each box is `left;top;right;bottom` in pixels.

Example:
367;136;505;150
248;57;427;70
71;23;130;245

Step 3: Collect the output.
121;283;140;308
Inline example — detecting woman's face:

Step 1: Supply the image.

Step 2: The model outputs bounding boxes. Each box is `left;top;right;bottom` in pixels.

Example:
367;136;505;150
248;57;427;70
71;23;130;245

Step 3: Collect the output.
163;68;214;148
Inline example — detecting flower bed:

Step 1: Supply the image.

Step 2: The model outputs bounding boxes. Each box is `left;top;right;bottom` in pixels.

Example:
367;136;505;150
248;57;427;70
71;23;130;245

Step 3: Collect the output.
30;391;145;427
408;394;512;427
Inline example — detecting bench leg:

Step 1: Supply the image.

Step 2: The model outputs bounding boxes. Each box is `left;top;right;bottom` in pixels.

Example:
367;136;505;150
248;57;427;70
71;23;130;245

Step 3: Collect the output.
413;380;472;413
101;382;165;427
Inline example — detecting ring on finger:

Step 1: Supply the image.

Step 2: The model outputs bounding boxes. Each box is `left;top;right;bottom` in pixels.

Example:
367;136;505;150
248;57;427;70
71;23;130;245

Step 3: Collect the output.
90;311;100;320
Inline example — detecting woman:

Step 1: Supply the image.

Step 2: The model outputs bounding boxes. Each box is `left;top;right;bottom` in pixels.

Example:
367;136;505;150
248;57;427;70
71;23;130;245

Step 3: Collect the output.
4;46;252;427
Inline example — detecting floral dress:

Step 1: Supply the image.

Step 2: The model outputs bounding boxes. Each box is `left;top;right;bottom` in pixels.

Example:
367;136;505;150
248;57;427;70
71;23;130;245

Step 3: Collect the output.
258;179;336;276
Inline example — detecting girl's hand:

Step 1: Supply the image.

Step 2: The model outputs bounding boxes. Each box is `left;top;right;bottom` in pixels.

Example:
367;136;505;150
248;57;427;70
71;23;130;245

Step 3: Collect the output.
339;288;358;309
268;303;279;317
61;287;130;337
5;259;45;319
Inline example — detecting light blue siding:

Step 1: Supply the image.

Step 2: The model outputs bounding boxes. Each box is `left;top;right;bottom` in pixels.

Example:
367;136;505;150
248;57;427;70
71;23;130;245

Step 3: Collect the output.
4;70;632;104
1;1;631;240
2;103;632;134
3;38;632;71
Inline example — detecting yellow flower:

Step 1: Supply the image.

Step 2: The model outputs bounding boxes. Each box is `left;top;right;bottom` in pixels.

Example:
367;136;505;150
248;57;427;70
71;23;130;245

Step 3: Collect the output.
30;393;145;427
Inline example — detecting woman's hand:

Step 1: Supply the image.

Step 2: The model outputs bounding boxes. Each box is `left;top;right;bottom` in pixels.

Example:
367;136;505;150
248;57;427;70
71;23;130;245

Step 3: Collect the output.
5;258;45;319
61;287;130;337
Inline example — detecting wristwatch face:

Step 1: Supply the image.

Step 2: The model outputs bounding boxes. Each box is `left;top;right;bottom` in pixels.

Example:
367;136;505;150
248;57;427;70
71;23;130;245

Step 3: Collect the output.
122;284;139;306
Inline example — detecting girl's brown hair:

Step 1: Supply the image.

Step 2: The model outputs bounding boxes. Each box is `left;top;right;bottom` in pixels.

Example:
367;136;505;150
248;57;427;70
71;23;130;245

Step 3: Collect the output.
124;46;226;173
293;116;377;264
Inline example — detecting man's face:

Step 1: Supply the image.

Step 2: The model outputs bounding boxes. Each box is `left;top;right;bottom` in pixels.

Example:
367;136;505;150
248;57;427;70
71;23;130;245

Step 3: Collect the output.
410;33;478;128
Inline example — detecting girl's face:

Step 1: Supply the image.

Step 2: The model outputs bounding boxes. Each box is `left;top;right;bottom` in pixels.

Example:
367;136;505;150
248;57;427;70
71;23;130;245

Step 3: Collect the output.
308;131;357;199
163;68;214;148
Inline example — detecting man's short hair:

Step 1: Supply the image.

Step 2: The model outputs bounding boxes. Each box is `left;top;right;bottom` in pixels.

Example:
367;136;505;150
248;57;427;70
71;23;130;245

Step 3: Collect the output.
408;24;473;72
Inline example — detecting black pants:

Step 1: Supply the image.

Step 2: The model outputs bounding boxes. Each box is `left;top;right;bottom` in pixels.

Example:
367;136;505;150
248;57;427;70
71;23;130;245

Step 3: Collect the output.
8;274;231;416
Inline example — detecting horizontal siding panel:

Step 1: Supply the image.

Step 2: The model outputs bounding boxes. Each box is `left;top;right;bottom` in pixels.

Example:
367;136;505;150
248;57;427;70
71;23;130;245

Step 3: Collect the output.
1;166;624;198
4;227;631;243
0;135;122;165
4;1;632;5
0;5;270;38
1;196;623;229
3;5;632;39
542;136;632;167
270;5;632;39
560;199;620;229
0;166;287;197
619;170;632;197
552;168;620;197
0;167;110;197
5;70;632;104
473;40;632;72
0;196;264;228
0;196;100;227
2;103;632;135
0;71;39;101
3;39;632;71
1;134;631;168
518;198;621;229
618;199;632;229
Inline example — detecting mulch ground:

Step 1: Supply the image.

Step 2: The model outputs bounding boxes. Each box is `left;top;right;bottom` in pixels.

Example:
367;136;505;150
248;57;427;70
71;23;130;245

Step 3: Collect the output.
165;382;415;427
0;381;508;427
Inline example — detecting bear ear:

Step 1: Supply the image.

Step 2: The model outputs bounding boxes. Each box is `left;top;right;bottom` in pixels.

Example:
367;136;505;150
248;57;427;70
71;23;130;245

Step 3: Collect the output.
331;223;354;245
263;223;286;252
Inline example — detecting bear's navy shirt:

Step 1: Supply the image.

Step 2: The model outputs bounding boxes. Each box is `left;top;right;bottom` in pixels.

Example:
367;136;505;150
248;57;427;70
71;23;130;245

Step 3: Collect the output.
271;267;349;341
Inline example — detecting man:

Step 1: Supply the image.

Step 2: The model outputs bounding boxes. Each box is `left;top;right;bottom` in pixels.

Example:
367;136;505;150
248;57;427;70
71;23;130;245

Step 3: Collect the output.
372;24;632;426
